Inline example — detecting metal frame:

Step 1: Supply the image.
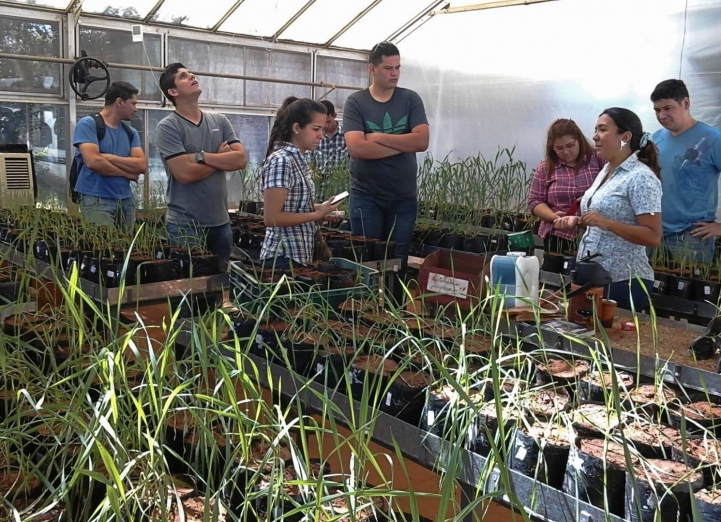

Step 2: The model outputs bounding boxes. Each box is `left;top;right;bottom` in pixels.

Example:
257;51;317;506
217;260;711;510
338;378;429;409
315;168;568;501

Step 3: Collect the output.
431;0;559;15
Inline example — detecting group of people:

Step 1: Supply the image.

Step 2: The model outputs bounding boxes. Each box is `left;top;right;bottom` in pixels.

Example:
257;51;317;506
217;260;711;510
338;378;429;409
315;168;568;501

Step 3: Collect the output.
72;41;427;276
72;41;721;314
529;80;721;309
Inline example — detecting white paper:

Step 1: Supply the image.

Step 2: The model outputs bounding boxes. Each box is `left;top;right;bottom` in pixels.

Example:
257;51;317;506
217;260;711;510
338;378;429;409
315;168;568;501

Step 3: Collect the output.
255;334;263;348
316;363;323;374
426;272;470;298
515;446;527;461
653;280;660;289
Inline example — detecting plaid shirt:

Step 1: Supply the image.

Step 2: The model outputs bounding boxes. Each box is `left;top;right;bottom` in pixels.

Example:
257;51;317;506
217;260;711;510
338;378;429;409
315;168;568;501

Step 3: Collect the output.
528;151;605;240
260;142;317;264
307;122;348;173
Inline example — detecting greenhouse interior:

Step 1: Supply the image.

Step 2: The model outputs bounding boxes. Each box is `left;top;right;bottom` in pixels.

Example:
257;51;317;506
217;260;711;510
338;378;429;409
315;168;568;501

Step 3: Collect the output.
2;0;721;520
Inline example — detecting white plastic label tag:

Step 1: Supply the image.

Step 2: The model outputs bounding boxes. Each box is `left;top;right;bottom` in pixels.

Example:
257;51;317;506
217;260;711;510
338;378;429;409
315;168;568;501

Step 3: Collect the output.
255;334;263;348
427;410;435;426
515;447;527;461
316;363;323;374
386;392;392;406
653;280;660;289
705;286;711;295
677;281;684;290
107;271;115;278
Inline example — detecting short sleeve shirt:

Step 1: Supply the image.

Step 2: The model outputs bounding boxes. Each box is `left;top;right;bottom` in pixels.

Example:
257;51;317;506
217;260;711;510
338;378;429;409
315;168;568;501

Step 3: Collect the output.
307;122;348;174
654;122;721;234
156;111;241;227
577;153;662;283
73;116;141;200
260;143;317;265
343;87;428;200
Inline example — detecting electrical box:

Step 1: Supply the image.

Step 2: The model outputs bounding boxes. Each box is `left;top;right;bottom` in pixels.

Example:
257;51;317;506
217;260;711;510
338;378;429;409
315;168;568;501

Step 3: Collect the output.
132;25;143;43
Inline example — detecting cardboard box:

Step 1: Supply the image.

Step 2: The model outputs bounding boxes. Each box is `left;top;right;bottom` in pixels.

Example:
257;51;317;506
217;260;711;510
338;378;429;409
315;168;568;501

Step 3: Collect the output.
418;250;491;309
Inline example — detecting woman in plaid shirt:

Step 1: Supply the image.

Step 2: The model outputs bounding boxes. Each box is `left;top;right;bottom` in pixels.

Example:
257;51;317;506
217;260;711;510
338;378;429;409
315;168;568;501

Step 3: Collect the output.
260;97;341;267
528;119;605;254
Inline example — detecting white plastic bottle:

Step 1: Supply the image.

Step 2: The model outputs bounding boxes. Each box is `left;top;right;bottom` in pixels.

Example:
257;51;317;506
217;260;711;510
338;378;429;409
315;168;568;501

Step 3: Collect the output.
490;252;539;307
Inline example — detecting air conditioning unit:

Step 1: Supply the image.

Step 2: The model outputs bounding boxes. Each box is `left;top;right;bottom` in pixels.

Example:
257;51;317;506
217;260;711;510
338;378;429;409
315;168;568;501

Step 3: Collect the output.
0;152;35;202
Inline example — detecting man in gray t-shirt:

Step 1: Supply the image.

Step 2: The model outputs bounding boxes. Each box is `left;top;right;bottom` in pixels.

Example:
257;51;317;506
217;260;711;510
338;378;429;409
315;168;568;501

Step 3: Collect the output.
156;63;247;270
343;42;429;262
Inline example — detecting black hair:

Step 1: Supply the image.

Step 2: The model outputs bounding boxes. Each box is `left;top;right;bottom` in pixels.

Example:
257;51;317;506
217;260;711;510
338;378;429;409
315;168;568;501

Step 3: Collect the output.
650;79;690;104
104;81;138;106
320;100;335;116
600;107;661;178
369;41;400;66
159;63;186;106
266;97;327;158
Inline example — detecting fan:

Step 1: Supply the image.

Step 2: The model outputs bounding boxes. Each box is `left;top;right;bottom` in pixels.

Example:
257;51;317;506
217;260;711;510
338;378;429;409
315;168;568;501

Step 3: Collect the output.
68;51;111;101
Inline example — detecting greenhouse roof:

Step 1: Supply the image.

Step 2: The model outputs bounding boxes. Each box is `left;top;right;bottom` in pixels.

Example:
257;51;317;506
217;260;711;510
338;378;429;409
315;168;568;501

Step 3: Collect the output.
1;0;552;51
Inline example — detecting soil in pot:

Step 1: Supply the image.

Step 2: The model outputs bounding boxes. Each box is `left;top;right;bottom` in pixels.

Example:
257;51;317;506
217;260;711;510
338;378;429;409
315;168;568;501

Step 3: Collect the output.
347;355;399;401
563;438;635;517
668;397;721;434
578;370;635;402
567;402;623;437
329;269;358;289
0;462;41;502
672;436;721;486
380;370;432;425
625;459;704;522
535;358;589;390
694;488;721;520
521;388;571;419
0;499;65;522
337;298;379;320
284;331;331;376
616;420;679;460
312;347;357;388
317;491;388;522
423;385;484;440
510;422;574;489
622;384;678;419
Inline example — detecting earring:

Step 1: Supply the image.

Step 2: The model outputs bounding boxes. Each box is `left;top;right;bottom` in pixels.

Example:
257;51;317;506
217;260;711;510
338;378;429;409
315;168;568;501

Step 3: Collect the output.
620;140;627;151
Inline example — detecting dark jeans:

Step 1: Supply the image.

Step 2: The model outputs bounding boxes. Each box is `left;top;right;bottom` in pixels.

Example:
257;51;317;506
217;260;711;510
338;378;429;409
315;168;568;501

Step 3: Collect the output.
260;256;297;271
166;222;233;272
349;189;418;261
606;278;652;311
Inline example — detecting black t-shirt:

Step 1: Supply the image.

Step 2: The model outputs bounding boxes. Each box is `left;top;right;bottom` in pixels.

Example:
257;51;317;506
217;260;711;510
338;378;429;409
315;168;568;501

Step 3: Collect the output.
343;87;428;200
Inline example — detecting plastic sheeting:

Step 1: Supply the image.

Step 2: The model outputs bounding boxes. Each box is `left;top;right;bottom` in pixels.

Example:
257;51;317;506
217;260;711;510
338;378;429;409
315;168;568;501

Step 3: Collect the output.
400;0;721;182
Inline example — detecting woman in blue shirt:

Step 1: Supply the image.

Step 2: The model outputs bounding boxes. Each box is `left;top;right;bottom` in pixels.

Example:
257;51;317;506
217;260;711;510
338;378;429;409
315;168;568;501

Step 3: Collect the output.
554;108;662;311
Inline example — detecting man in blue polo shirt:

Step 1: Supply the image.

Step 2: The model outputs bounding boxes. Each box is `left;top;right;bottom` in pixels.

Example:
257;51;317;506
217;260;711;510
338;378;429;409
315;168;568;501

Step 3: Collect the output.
73;81;146;232
651;79;721;262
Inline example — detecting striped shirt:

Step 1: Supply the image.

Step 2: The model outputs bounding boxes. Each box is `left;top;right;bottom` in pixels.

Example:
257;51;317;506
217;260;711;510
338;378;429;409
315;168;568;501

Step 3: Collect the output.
528;151;605;240
260;142;317;264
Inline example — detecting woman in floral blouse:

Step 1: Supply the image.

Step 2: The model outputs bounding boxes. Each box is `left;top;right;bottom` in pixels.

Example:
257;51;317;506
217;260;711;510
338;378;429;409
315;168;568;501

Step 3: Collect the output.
528;119;605;254
555;108;662;310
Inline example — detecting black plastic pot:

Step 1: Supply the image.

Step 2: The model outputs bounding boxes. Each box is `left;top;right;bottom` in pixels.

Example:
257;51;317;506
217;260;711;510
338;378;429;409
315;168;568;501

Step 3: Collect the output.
694;490;721;520
380;372;430;426
694;280;721;304
441;233;465;250
652;272;670;295
541;252;565;273
561;255;577;276
578;371;634;403
499;214;514;232
481;214;497;228
33;239;57;263
372;240;397;261
509;427;570;489
463;235;487;254
563;439;627;518
624;460;704;522
669;275;694;299
487;234;507;252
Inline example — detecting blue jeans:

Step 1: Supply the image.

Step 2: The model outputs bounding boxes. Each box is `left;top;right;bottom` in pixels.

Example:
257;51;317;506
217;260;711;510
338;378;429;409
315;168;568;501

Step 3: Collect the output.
80;195;135;233
349;189;418;260
606;278;652;311
166;222;233;272
663;231;716;264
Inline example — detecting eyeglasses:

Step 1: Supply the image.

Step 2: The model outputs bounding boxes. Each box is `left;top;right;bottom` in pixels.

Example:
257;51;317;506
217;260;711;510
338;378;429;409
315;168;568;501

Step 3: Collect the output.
553;140;578;154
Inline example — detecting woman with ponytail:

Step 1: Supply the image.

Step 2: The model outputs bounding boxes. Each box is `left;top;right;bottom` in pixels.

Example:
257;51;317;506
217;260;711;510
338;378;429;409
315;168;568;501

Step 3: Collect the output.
259;97;340;267
554;108;662;310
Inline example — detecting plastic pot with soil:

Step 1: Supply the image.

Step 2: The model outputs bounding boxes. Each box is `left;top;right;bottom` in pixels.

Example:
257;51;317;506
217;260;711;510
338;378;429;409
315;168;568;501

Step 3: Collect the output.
316;489;389;522
284;331;332;376
469;401;525;457
672;436;721;486
652;271;671;295
422;385;484;441
694;279;721;304
567;402;623;437
621;384;678;420
668;395;721;435
578;370;635;402
312;347;357;388
694;488;721;520
381;370;432;425
509;421;575;489
521;388;571;419
616;420;679;460
625;459;704;522
669;272;694;299
563;438;635;518
346;355;399;403
535;358;590;395
541;252;565;273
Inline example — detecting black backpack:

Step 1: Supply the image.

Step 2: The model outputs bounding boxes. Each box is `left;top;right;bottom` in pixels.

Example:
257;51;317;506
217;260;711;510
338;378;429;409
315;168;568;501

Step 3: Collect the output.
69;114;134;203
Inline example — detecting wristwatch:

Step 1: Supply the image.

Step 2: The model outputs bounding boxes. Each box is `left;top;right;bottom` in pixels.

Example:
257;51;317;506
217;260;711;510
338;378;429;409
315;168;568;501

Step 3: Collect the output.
195;151;206;164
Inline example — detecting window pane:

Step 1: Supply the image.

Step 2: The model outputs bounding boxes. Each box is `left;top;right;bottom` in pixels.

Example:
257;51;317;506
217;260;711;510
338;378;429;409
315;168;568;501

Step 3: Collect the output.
316;56;367;111
168;38;245;105
0;17;61;94
246;48;311;107
153;0;237;29
269;51;311;105
334;0;433;50
79;26;161;100
80;0;150;18
223;114;269;205
0;102;69;204
219;0;308;38
279;0;375;44
3;0;71;8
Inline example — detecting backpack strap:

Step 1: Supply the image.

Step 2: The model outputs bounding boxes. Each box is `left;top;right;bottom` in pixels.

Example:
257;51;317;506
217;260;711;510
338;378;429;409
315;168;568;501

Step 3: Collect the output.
91;113;134;145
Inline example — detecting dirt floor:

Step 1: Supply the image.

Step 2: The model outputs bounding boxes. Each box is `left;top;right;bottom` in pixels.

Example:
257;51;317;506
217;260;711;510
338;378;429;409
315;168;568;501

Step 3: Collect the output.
602;318;718;374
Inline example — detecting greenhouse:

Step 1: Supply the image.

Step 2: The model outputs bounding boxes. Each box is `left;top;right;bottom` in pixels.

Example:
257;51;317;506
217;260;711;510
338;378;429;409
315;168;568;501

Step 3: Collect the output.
1;0;721;520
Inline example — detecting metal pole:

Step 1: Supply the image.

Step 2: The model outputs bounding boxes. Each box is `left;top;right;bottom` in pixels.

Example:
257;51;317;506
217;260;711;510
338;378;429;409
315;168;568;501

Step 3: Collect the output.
0;52;365;91
430;0;558;15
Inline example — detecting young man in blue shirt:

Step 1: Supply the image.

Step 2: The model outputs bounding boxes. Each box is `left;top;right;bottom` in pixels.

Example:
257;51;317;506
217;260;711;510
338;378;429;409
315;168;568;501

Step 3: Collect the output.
73;81;146;232
651;79;721;262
